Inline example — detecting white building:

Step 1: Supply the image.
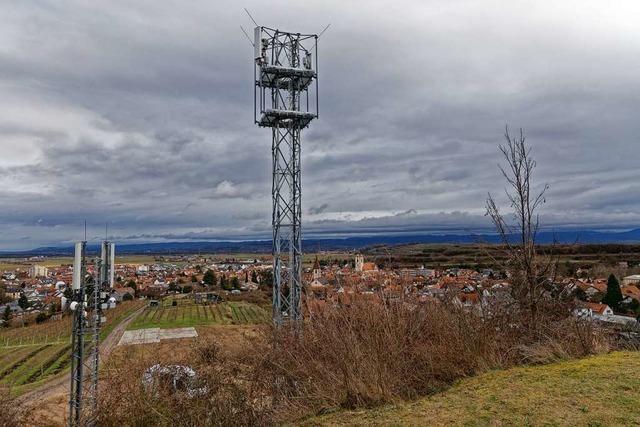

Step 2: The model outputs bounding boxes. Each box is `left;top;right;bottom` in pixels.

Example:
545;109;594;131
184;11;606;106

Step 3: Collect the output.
622;275;640;286
28;264;48;278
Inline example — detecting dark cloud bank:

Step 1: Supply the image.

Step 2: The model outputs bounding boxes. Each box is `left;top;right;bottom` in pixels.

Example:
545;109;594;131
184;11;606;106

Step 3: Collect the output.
0;1;639;250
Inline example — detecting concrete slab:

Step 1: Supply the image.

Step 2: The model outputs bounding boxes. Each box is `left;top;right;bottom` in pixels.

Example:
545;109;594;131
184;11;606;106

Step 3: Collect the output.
118;327;198;346
159;327;198;340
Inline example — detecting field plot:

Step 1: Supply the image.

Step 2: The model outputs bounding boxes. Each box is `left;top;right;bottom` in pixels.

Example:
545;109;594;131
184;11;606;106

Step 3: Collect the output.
128;301;269;330
0;300;144;394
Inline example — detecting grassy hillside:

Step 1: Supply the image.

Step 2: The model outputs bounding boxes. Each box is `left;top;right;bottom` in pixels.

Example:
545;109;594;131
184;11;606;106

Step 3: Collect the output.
310;351;640;426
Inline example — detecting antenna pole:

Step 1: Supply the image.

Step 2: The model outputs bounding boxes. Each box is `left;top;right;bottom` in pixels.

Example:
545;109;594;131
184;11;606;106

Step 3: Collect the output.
69;241;86;426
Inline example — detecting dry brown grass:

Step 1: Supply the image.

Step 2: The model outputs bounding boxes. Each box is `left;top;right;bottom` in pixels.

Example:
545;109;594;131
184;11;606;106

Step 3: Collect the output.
255;300;611;421
95;326;272;426
94;301;612;425
0;386;20;427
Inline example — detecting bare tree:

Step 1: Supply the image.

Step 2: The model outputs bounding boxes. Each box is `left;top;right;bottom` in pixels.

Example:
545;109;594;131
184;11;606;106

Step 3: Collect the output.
486;126;556;330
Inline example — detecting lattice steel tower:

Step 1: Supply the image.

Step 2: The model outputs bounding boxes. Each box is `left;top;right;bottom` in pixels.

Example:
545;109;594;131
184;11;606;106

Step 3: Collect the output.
253;26;318;324
68;241;115;426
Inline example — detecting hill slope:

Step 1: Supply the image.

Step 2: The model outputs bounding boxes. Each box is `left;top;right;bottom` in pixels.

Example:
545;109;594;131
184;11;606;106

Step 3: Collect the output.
310;351;640;426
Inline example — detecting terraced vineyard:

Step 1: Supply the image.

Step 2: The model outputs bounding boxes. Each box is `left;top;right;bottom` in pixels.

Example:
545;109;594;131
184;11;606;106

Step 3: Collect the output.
0;300;144;394
0;343;71;391
128;301;269;330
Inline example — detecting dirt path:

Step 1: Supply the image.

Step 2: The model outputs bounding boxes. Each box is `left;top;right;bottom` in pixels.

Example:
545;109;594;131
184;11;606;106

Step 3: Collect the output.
18;305;145;425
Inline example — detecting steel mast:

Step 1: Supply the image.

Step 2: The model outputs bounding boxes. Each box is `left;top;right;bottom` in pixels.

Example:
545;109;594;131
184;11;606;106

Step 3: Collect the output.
68;240;115;426
253;26;318;325
68;241;87;426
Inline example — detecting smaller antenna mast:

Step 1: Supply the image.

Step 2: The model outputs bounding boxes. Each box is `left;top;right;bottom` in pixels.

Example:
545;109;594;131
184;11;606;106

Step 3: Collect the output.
240;25;254;47
243;8;259;26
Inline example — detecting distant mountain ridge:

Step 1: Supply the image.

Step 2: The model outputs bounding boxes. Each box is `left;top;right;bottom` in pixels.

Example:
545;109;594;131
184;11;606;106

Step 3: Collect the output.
2;228;640;256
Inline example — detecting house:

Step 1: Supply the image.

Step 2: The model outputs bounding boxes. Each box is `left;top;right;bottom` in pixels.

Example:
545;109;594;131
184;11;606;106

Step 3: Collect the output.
112;287;135;302
194;292;223;304
575;302;614;319
622;275;640;286
0;301;22;314
621;285;640;302
5;286;21;300
576;281;606;298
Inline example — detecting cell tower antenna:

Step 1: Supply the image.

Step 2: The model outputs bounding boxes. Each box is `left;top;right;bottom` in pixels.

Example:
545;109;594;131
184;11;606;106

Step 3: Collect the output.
68;230;116;425
253;25;320;325
69;241;86;426
240;25;254;47
243;8;259;27
318;23;331;38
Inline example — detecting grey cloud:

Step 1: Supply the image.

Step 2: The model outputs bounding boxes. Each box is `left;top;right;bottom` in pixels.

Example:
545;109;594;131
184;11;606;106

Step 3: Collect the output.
0;0;638;249
308;203;330;215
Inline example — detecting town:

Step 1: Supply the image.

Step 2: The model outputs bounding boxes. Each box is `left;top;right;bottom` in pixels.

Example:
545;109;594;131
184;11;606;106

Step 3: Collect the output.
2;250;640;331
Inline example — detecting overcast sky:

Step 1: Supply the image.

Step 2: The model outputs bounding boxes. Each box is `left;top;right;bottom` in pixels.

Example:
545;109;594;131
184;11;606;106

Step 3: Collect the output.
0;1;639;250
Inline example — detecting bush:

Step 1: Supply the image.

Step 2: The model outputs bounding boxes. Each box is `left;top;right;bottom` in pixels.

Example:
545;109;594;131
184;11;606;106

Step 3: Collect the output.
35;312;49;324
253;299;610;420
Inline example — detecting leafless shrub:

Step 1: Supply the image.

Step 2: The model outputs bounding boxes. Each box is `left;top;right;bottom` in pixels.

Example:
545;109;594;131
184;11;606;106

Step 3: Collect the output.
251;299;609;420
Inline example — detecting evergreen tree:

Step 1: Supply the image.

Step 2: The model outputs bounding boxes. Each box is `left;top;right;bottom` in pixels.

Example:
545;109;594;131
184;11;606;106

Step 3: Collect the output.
602;274;623;310
203;270;217;287
2;305;11;325
18;293;29;310
251;271;258;283
260;270;273;288
231;276;240;289
126;280;138;297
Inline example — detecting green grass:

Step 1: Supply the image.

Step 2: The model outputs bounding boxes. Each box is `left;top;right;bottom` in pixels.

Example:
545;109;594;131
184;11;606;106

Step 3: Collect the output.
127;301;269;330
309;351;640;426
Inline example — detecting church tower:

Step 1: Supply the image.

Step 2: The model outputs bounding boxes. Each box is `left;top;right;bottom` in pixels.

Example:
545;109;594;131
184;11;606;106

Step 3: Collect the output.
355;254;364;272
313;256;321;280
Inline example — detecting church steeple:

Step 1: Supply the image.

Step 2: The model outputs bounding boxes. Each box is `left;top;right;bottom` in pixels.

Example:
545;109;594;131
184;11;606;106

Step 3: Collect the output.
313;256;321;280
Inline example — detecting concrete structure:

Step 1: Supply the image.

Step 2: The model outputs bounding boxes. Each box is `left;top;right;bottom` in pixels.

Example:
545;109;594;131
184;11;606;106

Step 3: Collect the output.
28;264;48;278
118;327;198;346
